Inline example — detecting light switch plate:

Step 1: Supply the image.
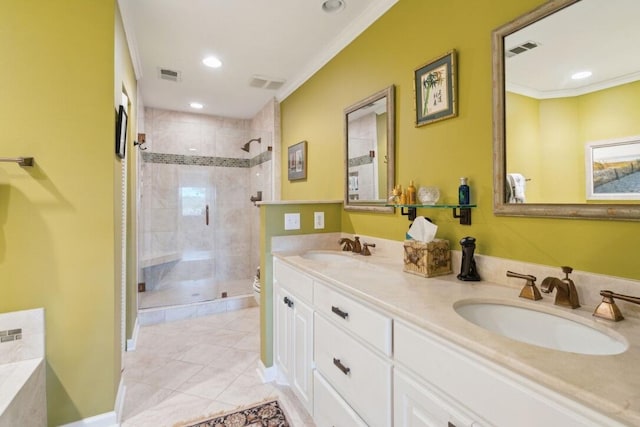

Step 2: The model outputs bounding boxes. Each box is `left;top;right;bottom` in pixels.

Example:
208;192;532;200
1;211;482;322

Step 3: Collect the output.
284;213;300;230
314;211;325;229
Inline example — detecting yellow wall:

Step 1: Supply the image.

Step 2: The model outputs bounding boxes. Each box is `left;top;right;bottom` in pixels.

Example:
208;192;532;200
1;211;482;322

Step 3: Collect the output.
0;1;127;424
281;0;640;281
507;80;640;203
260;203;343;366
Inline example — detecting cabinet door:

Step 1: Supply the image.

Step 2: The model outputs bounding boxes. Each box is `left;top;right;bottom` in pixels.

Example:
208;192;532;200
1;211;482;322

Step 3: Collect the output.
395;368;480;427
274;283;292;382
291;296;314;414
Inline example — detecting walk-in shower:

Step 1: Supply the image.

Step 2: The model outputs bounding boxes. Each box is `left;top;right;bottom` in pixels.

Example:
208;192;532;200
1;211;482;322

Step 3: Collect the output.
138;107;274;312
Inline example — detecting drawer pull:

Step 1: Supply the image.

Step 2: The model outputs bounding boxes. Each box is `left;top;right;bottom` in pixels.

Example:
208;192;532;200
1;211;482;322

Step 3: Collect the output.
331;306;349;319
283;296;294;308
333;357;351;375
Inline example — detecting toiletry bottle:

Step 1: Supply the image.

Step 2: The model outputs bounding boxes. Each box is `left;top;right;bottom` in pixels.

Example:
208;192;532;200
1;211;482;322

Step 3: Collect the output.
458;177;470;205
407;180;416;204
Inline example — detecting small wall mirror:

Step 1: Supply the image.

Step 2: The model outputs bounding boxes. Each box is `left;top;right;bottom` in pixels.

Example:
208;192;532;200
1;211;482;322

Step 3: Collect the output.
344;85;395;213
493;0;640;220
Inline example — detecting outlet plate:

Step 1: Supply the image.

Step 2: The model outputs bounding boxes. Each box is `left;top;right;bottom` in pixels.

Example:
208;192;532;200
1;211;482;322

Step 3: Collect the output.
314;211;325;229
284;213;301;230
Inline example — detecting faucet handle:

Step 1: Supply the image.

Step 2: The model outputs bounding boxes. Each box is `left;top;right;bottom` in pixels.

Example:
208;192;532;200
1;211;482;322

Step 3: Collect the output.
362;242;376;256
506;270;542;301
593;290;640;321
561;265;573;277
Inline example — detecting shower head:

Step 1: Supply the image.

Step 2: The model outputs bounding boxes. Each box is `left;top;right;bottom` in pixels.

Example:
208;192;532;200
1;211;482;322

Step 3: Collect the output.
241;137;261;152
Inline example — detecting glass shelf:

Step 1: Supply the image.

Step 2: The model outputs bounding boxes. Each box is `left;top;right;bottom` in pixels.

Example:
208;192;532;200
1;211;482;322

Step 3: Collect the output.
386;203;476;225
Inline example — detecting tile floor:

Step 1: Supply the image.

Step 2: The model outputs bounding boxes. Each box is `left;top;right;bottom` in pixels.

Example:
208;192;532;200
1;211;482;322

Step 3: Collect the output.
121;306;315;426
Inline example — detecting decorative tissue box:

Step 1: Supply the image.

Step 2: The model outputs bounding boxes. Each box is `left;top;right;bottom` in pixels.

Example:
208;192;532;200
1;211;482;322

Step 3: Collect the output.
403;239;452;278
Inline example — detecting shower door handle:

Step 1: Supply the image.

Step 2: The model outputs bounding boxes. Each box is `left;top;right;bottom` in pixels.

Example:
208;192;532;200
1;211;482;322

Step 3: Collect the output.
205;205;209;226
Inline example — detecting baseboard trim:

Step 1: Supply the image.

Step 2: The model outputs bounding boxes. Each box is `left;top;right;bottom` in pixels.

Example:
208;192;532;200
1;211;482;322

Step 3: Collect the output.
115;377;126;424
58;411;118;427
126;318;139;351
256;359;277;383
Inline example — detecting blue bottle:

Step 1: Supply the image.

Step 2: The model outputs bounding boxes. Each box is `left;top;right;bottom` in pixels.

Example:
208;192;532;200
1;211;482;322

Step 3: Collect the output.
458;177;470;205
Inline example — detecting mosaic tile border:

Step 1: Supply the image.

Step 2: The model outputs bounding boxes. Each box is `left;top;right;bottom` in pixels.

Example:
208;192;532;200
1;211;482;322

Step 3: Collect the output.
0;328;22;343
142;151;272;168
349;154;374;168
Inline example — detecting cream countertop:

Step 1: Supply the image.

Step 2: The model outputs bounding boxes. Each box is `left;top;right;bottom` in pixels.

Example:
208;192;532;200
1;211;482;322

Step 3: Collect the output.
274;250;640;426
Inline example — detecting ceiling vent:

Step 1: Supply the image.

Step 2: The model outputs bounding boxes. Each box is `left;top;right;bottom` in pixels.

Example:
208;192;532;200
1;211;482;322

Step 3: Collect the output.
158;67;182;82
505;40;540;58
249;75;285;90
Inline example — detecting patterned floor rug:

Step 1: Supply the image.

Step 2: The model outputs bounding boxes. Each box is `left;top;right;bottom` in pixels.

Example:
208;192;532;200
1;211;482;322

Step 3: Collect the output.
179;400;290;427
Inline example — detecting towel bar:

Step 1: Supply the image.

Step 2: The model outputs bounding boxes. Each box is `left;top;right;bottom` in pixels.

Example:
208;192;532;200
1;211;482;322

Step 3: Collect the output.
0;157;34;167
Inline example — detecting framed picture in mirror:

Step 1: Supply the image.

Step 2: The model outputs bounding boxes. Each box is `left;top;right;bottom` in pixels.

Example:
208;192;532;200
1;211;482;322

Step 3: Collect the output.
586;136;640;200
115;105;128;159
288;140;307;181
414;50;457;127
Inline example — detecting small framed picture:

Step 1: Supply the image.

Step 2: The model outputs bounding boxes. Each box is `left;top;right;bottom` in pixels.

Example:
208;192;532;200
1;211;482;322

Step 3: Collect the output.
414;50;457;126
288;140;307;181
585;135;640;200
115;105;128;159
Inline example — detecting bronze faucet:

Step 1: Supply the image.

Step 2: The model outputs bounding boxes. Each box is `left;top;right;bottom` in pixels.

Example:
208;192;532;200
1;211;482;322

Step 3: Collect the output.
352;236;362;254
506;271;542;301
540;266;580;309
361;242;376;256
593;290;640;321
338;238;354;252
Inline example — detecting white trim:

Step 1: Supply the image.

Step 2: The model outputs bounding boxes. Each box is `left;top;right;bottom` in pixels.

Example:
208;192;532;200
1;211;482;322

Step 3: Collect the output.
117;0;143;80
276;0;398;102
507;70;640;100
57;412;118;427
126;318;139;351
256;359;277;384
115;379;126;425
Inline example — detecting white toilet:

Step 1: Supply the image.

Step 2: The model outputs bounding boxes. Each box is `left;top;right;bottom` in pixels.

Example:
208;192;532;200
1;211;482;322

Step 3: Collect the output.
252;267;261;305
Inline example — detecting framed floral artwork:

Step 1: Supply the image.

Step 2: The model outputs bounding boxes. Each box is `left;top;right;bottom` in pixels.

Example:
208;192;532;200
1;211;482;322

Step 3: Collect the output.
414;50;457;126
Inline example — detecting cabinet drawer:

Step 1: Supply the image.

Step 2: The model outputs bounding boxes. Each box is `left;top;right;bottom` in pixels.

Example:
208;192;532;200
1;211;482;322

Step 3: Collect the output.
273;259;313;303
395;321;624;427
314;313;392;427
313;370;367;427
395;367;482;427
314;281;392;355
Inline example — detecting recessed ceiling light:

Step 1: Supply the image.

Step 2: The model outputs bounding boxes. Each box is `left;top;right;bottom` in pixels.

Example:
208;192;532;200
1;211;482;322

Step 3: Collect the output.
571;71;592;80
190;102;204;109
188;148;197;152
322;0;345;13
202;56;222;68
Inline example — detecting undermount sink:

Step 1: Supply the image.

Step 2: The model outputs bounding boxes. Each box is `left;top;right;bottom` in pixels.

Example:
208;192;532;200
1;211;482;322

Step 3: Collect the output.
300;251;356;263
454;301;628;355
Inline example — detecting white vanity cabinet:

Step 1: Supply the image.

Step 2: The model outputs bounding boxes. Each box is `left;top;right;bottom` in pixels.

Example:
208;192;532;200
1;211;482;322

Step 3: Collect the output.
313;280;393;427
394;320;627;427
273;259;314;414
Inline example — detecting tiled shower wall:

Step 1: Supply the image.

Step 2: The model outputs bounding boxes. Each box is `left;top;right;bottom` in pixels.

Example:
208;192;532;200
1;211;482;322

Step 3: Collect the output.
348;112;379;201
139;103;276;307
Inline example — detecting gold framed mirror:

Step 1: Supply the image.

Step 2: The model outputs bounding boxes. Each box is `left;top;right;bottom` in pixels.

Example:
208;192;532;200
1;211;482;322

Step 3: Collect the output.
344;85;395;213
492;0;640;220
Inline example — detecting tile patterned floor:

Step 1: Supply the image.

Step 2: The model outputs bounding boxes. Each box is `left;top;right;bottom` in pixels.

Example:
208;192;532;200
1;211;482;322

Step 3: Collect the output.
121;306;315;426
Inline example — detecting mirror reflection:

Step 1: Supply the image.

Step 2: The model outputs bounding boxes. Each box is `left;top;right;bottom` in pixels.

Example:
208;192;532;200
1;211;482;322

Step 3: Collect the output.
493;0;640;220
345;85;395;213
